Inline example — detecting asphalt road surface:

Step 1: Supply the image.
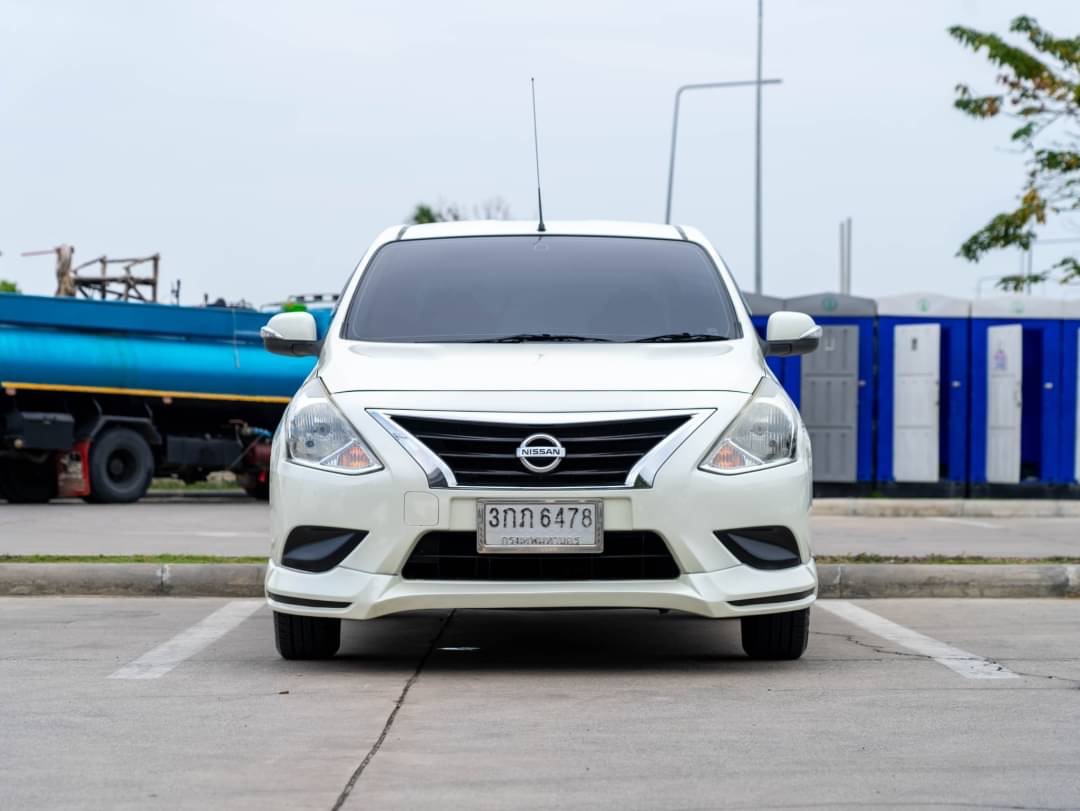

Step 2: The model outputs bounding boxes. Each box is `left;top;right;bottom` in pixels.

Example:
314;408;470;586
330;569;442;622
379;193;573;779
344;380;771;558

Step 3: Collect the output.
1;501;1079;558
1;597;1077;810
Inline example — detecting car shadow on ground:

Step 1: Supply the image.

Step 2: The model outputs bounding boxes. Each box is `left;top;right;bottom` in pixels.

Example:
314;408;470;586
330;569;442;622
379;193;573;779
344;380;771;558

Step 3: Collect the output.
320;609;777;672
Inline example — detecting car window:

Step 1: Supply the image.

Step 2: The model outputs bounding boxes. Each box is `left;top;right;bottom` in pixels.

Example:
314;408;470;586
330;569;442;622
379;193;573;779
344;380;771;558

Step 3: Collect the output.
343;235;742;343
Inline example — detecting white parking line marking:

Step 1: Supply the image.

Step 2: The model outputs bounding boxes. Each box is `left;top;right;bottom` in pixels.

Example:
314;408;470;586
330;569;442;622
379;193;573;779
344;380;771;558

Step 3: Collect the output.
109;600;262;680
927;517;1001;530
120;531;264;538
817;600;1019;680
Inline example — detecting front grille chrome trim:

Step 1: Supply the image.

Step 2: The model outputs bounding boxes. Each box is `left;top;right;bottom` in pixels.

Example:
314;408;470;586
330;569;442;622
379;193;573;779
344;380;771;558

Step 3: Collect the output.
368;408;713;490
627;409;713;487
368;409;456;487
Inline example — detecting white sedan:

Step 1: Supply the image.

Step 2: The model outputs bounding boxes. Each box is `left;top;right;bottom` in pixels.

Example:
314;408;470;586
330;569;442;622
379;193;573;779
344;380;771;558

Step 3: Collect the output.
261;220;821;661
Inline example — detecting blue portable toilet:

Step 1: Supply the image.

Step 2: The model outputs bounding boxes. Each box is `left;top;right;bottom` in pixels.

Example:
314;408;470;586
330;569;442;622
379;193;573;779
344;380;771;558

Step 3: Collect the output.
783;292;876;486
969;296;1064;488
742;292;785;380
1062;299;1080;487
875;293;970;493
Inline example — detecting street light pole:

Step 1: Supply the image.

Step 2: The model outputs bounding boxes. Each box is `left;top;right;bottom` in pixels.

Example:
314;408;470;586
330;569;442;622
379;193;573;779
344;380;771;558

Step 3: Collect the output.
664;77;781;226
1020;236;1080;295
753;0;764;294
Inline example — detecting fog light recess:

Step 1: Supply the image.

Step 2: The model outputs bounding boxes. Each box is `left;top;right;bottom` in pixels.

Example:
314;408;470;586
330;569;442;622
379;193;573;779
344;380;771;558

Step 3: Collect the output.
713;526;801;570
282;526;368;573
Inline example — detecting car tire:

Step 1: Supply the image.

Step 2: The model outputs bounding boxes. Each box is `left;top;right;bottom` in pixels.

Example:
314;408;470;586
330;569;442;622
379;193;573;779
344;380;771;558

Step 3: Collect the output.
274;611;341;660
243;480;270;501
740;607;810;660
85;428;154;504
0;456;58;503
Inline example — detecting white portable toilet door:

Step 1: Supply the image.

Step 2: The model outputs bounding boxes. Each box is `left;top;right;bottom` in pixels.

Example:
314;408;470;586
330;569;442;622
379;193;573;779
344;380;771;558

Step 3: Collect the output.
893;324;940;482
986;324;1023;484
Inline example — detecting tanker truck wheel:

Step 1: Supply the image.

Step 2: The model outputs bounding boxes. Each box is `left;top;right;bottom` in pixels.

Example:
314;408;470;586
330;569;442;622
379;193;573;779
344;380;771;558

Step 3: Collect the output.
0;457;58;503
85;428;154;504
244;481;270;501
241;470;270;501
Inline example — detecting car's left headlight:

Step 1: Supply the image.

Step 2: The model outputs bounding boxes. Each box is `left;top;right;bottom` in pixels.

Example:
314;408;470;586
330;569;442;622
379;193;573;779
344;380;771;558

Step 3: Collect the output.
700;377;798;475
284;378;382;475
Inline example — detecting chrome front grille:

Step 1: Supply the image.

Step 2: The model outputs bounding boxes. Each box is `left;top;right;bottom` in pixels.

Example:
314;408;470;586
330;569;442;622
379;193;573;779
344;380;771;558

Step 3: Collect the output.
383;412;695;488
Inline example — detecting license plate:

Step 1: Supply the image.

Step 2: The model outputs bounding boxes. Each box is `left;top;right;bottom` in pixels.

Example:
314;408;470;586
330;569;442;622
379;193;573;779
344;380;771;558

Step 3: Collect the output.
477;500;603;553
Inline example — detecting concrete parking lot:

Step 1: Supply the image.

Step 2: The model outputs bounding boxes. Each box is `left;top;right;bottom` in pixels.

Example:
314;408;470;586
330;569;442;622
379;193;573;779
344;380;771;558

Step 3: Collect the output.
2;500;1079;558
2;597;1078;810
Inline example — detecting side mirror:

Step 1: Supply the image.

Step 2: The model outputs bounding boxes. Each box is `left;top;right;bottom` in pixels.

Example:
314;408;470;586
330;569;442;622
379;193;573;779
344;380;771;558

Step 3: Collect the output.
260;312;322;357
765;311;821;356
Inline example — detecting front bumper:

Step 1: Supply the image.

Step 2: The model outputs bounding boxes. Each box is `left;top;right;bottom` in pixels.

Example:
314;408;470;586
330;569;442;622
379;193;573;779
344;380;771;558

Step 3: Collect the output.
266;399;817;620
266;558;817;620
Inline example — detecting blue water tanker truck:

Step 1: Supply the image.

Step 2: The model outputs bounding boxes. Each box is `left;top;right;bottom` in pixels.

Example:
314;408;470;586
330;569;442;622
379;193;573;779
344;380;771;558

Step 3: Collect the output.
0;293;325;503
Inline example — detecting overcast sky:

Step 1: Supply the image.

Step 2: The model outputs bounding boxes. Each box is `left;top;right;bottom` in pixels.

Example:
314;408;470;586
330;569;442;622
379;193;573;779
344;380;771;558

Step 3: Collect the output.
2;0;1078;305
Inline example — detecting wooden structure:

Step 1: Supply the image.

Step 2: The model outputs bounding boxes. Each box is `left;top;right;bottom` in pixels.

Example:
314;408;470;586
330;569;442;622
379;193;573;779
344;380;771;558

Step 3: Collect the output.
22;246;161;302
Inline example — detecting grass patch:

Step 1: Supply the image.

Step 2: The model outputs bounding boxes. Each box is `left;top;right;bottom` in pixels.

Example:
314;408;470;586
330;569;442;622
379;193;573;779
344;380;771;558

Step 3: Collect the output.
0;554;264;564
817;554;1080;565
148;478;242;492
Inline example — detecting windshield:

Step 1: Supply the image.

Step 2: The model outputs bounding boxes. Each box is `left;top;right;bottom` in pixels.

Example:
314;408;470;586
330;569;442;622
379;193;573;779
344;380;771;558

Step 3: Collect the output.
343;235;742;343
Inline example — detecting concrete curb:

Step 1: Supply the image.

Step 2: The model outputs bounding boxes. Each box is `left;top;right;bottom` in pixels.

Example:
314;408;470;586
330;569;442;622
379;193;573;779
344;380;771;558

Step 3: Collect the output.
812;498;1080;518
816;564;1080;599
44;491;254;505
1;563;1078;599
0;563;267;597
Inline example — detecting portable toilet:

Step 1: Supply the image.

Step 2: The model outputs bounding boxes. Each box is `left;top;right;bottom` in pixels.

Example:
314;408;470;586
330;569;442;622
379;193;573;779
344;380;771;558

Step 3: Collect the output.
742;292;785;380
1062;299;1080;487
969;296;1064;487
875;293;970;492
783;292;877;485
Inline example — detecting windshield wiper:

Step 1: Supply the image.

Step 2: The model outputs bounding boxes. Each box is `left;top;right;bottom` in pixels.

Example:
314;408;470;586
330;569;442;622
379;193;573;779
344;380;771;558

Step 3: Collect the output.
633;332;731;343
473;333;613;343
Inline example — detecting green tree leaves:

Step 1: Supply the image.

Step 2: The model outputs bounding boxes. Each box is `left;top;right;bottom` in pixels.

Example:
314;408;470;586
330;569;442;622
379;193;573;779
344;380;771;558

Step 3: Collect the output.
949;16;1080;291
408;197;512;225
410;204;442;224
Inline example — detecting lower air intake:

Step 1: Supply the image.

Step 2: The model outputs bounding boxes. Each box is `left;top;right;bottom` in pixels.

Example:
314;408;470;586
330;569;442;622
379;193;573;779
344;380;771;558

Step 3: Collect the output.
402;531;680;581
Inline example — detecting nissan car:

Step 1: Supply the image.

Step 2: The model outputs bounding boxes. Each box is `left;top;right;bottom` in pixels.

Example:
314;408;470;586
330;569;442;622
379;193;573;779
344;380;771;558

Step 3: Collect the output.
260;220;821;661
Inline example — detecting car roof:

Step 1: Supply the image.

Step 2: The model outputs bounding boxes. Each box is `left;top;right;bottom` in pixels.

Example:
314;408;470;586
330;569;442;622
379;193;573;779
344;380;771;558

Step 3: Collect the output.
398;220;687;241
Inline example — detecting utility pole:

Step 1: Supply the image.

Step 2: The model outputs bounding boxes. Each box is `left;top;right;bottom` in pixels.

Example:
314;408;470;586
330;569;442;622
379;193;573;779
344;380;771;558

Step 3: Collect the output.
839;222;845;293
753;0;765;294
838;217;853;294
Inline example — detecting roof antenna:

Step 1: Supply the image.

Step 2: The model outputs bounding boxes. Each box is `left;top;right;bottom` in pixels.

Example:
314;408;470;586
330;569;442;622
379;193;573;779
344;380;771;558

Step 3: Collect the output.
530;77;546;233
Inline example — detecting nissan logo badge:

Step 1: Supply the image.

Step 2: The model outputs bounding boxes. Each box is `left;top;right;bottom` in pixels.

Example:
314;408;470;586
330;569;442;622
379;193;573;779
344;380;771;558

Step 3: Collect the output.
515;433;566;473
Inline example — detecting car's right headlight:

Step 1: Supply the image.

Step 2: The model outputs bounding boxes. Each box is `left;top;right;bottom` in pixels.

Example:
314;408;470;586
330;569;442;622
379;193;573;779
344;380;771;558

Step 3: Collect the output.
700;377;798;475
285;379;382;475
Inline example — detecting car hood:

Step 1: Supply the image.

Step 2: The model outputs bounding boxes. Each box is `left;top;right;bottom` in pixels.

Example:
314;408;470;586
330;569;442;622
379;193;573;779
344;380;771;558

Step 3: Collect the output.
318;339;764;394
